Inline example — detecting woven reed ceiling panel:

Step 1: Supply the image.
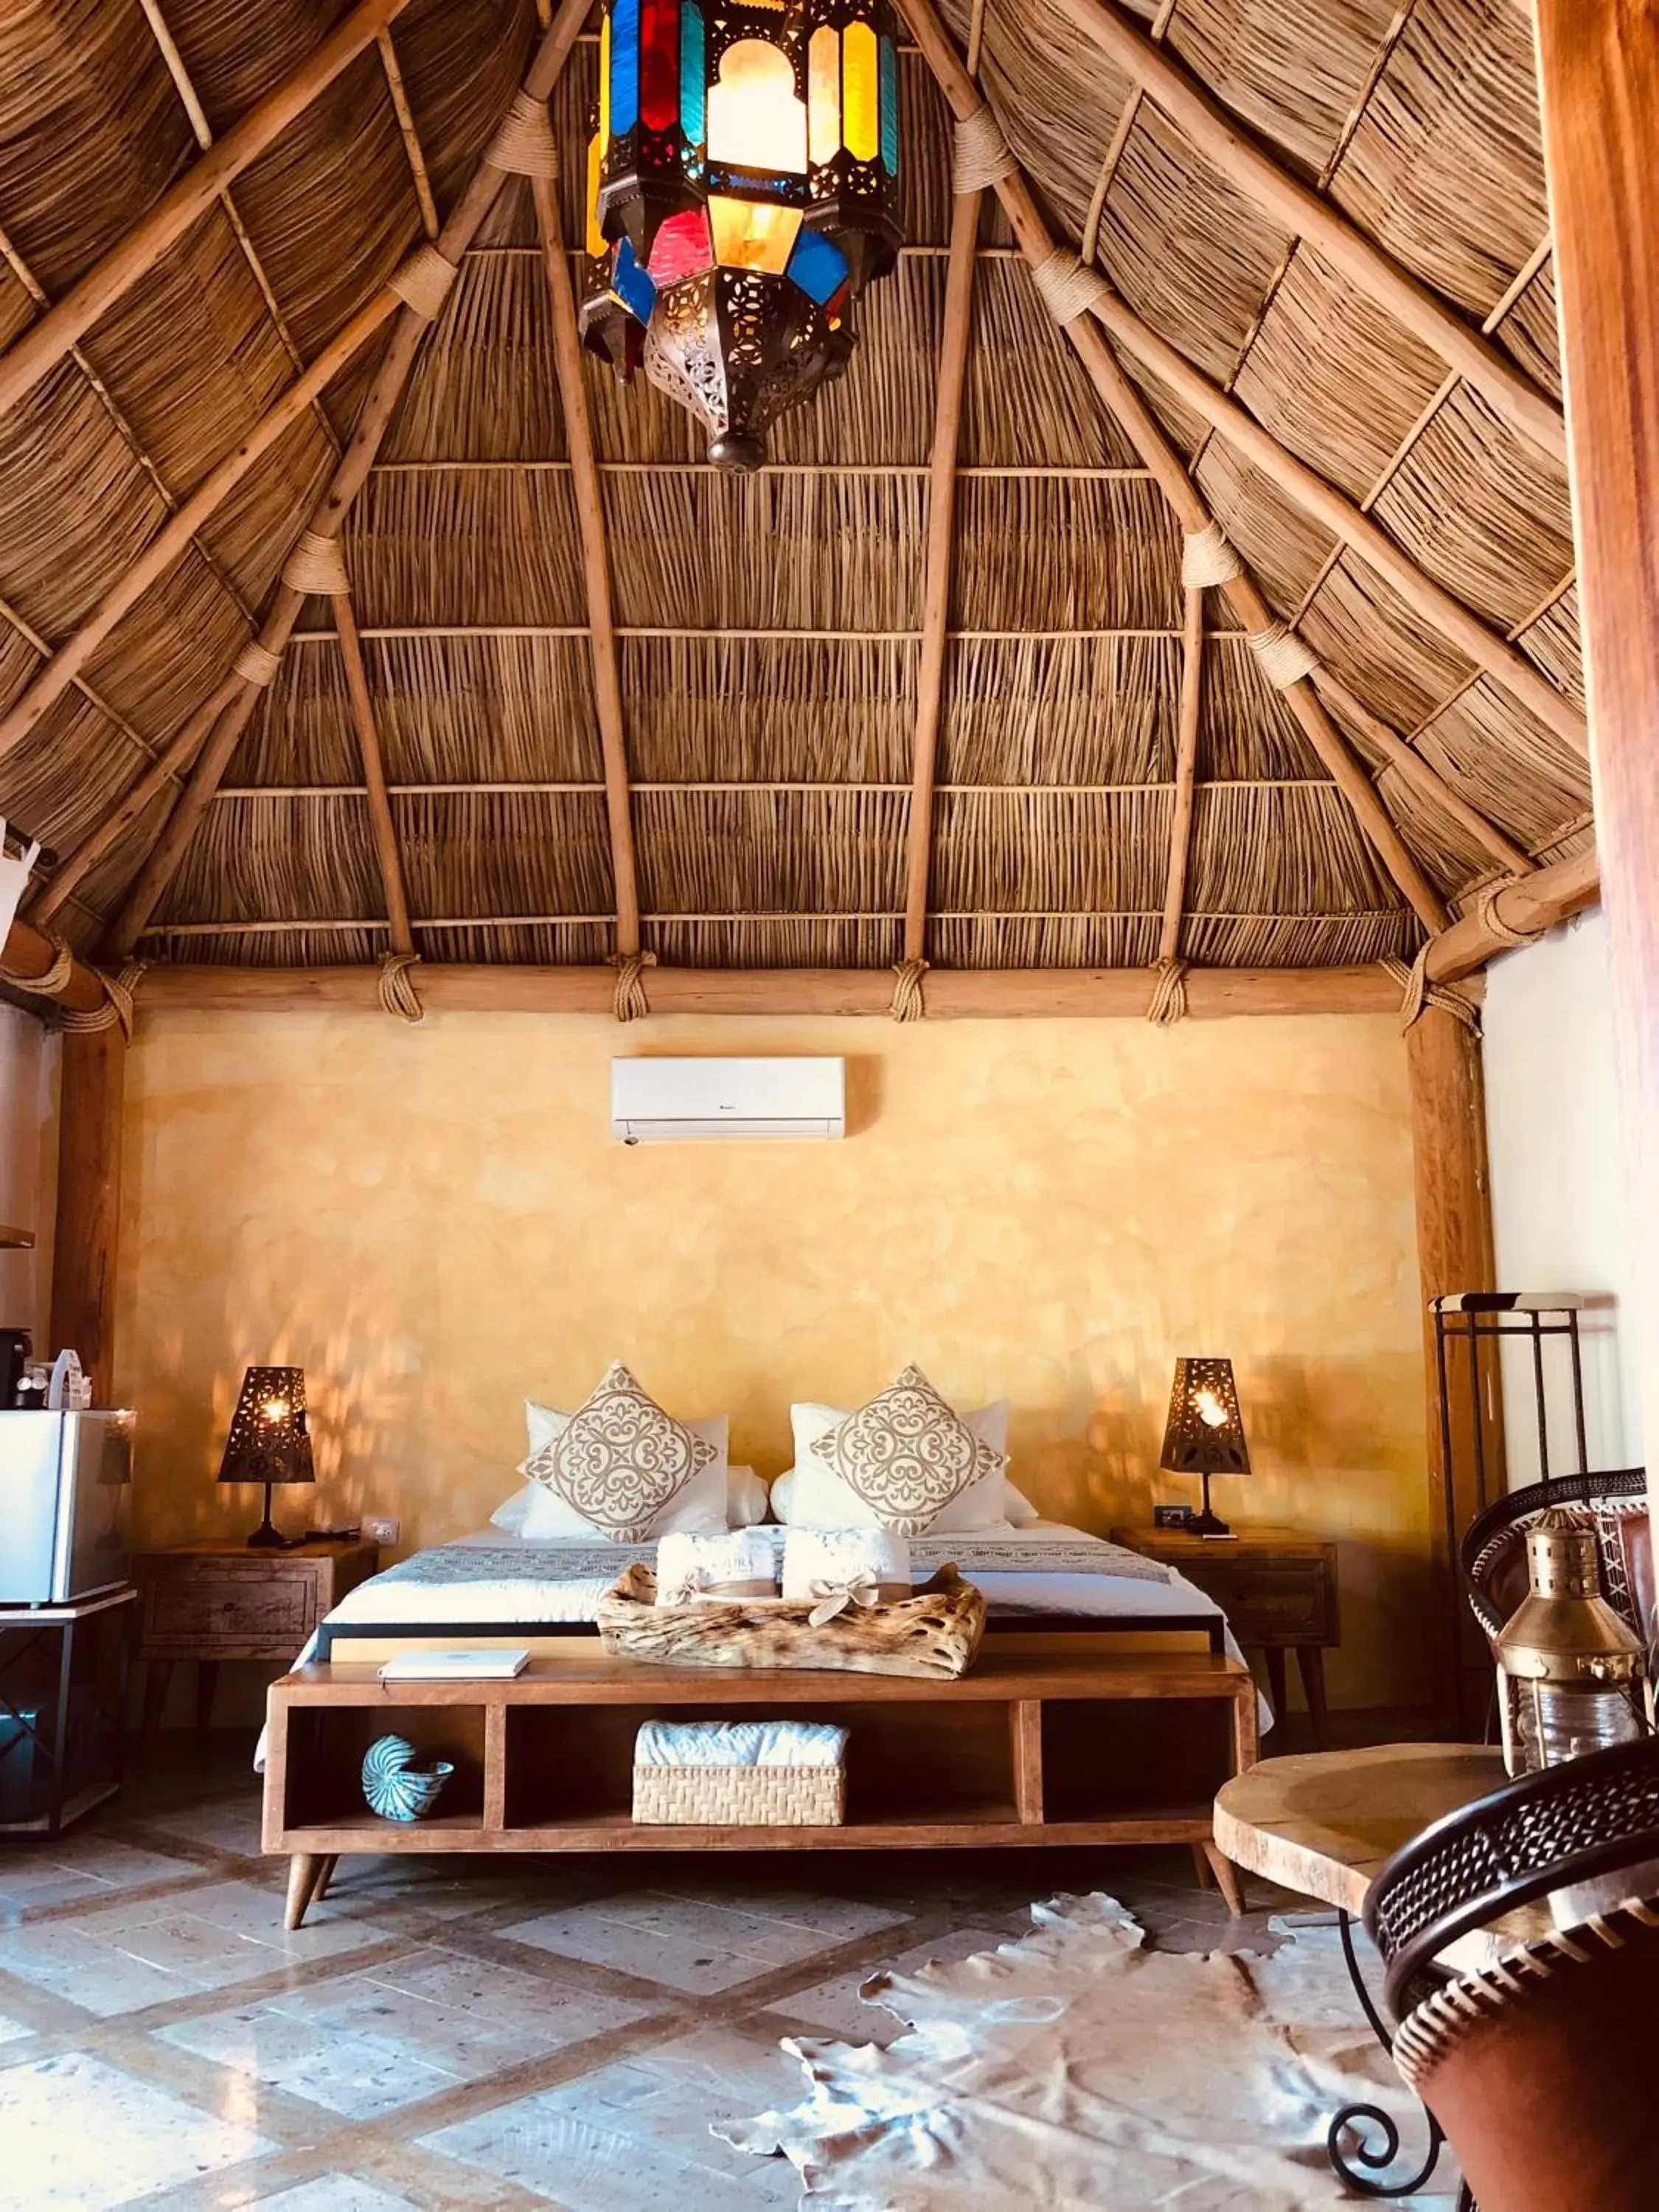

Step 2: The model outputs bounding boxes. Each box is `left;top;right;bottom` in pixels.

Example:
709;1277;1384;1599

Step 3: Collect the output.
0;0;1591;976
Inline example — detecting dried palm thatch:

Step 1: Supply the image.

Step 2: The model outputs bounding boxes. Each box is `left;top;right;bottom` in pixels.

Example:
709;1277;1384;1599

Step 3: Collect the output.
0;0;1593;992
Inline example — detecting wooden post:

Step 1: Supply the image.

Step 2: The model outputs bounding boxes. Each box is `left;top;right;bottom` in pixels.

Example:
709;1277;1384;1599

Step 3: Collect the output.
50;1026;128;1404
1405;1009;1503;1733
1534;0;1659;1481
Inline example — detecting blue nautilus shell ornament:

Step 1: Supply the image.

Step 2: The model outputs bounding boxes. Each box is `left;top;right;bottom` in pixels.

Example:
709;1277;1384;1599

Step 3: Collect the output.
361;1733;454;1822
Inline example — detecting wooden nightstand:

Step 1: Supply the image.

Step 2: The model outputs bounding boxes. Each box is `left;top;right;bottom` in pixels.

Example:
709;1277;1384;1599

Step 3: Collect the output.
136;1539;379;1740
1110;1525;1340;1744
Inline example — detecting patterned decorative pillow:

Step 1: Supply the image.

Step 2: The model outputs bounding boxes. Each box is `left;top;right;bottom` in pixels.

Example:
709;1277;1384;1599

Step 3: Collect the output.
809;1364;1006;1537
523;1363;717;1542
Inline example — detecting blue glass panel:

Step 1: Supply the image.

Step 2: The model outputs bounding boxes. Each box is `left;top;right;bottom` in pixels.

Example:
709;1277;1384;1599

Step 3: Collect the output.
611;0;640;135
613;237;657;323
879;36;899;175
787;228;849;305
680;1;706;147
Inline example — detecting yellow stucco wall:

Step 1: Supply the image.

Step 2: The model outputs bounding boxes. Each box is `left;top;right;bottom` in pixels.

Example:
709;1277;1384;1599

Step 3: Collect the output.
116;1009;1433;1707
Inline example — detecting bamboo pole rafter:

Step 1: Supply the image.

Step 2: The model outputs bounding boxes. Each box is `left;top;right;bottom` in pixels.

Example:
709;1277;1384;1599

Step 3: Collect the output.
1159;584;1203;961
334;588;414;952
378;28;441;238
894;0;1447;936
532;171;642;960
1043;0;1565;465
103;0;596;959
0;0;415;421
902;184;981;970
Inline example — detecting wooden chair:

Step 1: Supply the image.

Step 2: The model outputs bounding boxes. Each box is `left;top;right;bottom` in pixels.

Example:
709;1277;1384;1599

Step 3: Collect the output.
1363;1734;1659;2212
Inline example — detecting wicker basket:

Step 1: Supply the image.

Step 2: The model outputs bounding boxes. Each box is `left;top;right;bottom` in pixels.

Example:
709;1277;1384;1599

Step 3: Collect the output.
633;1762;846;1826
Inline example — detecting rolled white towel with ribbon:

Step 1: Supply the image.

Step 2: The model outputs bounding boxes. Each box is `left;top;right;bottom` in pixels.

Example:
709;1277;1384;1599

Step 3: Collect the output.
782;1528;911;1626
655;1528;776;1607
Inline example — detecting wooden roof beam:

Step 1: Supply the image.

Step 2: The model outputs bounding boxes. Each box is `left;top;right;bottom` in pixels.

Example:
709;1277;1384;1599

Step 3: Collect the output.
136;962;1408;1018
0;288;402;766
1043;0;1566;465
1079;292;1588;756
894;0;1447;936
378;28;440;238
0;0;414;420
531;173;641;959
902;184;981;975
1423;846;1599;984
1158;584;1203;961
104;0;595;959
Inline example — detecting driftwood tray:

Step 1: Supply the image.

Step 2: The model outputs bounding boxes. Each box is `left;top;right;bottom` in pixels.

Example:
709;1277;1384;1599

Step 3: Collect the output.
596;1564;988;1680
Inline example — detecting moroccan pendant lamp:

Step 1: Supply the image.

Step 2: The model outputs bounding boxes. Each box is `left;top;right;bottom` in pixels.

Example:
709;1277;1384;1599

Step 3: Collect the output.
580;0;902;470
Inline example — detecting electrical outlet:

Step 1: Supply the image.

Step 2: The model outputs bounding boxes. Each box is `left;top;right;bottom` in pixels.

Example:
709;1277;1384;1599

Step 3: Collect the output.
364;1514;400;1546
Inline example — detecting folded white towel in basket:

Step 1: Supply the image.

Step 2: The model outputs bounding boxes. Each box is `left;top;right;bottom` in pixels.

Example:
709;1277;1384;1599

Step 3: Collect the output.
635;1719;848;1768
655;1528;777;1605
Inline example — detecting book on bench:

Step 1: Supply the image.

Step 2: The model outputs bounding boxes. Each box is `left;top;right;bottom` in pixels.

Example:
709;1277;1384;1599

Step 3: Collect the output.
377;1649;530;1681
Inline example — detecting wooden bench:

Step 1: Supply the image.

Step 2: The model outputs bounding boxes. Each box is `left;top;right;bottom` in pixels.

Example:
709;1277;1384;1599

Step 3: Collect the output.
264;1649;1258;1927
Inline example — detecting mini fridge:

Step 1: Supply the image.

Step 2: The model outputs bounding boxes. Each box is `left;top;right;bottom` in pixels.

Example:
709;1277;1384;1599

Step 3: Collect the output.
0;1411;133;1606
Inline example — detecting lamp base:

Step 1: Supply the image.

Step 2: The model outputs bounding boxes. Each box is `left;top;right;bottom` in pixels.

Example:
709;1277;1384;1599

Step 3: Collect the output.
246;1485;305;1551
1187;1472;1236;1540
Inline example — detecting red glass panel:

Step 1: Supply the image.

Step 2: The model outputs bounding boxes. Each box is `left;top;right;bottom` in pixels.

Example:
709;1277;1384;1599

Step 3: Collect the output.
647;206;714;282
640;0;680;131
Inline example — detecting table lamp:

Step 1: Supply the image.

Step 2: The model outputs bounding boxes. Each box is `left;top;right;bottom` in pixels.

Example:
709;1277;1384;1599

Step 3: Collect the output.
218;1366;314;1548
1159;1356;1250;1538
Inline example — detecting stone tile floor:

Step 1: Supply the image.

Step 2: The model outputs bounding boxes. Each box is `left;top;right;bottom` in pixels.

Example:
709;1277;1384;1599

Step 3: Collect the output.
0;1736;1309;2211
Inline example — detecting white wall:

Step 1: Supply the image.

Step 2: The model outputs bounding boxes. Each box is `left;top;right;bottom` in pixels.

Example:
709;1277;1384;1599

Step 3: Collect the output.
1482;907;1644;1484
0;1001;58;1353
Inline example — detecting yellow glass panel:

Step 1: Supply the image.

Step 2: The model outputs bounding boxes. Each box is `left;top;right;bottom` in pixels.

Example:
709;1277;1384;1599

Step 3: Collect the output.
842;20;878;162
599;10;611;153
707;38;807;173
808;27;840;166
585;132;605;259
709;194;802;273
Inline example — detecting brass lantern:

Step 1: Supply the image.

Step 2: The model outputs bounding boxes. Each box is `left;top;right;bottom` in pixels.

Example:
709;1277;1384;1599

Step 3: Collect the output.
1495;1510;1647;1775
581;0;902;468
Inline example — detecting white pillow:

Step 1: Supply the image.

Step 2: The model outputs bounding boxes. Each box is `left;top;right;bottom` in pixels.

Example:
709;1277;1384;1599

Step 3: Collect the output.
726;1464;769;1527
1004;1480;1040;1526
489;1484;535;1534
517;1397;730;1541
772;1396;1012;1532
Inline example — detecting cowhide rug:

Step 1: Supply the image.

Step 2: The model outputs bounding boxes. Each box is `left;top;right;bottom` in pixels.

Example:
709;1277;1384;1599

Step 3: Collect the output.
719;1894;1459;2209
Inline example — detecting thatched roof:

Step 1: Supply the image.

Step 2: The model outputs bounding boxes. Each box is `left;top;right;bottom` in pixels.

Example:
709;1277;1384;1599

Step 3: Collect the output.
0;0;1592;992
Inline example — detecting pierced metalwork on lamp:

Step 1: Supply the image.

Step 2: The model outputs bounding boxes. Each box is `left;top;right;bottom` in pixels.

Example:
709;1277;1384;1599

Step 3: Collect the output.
580;0;902;469
218;1366;315;1550
1159;1355;1251;1538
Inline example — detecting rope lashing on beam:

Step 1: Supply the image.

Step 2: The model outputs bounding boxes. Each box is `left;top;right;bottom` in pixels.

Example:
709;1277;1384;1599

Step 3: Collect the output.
58;961;146;1040
1031;248;1111;326
1180;522;1243;590
952;105;1019;194
1246;619;1320;689
0;931;74;998
281;529;351;597
1384;947;1480;1036
1475;882;1547;949
889;956;929;1023
378;950;424;1023
389;244;457;322
1147;956;1188;1025
234;639;283;687
612;948;655;1023
485;89;558;178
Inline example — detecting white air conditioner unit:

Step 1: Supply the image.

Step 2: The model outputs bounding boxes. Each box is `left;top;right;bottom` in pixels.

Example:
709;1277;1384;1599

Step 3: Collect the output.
611;1057;846;1142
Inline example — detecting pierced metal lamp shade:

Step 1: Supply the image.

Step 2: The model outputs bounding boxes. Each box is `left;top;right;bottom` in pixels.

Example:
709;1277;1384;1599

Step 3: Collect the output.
218;1366;313;1548
1159;1357;1249;1537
